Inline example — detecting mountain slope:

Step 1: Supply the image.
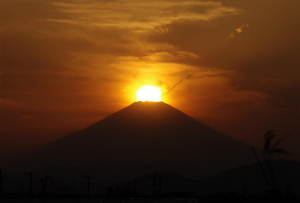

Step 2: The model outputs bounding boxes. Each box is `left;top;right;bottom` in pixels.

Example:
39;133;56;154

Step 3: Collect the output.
2;102;254;173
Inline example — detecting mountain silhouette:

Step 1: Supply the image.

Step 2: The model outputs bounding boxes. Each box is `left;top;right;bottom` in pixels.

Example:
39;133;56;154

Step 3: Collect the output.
1;102;254;173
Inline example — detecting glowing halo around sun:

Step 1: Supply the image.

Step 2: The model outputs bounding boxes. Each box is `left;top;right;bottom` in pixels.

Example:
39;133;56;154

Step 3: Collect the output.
136;85;162;102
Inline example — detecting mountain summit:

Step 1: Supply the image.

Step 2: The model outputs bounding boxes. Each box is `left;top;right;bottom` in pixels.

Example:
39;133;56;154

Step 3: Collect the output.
2;102;253;172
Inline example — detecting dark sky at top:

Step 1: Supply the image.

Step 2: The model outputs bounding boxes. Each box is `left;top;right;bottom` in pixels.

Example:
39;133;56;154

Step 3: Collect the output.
0;0;299;158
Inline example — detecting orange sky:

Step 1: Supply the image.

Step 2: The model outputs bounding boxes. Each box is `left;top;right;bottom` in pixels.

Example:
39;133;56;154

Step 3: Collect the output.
0;0;299;159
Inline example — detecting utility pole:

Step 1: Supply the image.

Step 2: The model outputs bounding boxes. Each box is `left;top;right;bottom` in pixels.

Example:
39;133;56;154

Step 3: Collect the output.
152;172;162;197
158;176;162;196
45;174;51;192
24;172;33;196
40;180;45;195
153;172;162;197
134;179;137;195
153;172;156;197
82;175;90;198
41;174;51;195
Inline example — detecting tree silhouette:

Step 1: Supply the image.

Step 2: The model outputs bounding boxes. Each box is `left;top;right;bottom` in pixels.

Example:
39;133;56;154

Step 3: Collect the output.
264;130;290;157
252;130;290;190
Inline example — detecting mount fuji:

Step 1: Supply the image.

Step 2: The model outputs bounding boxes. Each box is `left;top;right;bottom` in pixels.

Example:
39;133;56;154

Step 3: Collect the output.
2;102;254;175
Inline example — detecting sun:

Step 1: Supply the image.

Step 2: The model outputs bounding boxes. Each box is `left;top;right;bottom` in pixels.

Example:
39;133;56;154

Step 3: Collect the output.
136;85;162;102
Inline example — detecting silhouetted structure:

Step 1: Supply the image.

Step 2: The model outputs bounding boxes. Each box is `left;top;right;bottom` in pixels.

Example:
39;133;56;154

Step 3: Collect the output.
24;172;33;196
82;175;90;198
152;172;162;197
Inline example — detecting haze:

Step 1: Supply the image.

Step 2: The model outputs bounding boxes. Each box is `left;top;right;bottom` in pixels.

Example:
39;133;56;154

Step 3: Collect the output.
0;0;299;158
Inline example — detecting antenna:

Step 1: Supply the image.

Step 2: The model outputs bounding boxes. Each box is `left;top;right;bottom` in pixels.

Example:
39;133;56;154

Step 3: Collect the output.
24;172;33;196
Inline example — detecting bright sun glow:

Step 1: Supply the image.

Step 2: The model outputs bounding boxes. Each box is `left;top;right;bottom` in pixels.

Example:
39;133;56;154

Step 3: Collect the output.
136;85;162;102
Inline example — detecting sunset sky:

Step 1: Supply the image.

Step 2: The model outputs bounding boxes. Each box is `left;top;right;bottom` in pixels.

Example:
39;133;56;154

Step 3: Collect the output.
0;0;299;158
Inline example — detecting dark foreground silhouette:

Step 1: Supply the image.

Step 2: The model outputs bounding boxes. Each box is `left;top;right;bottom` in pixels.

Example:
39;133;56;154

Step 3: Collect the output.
1;160;300;202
